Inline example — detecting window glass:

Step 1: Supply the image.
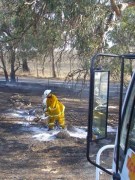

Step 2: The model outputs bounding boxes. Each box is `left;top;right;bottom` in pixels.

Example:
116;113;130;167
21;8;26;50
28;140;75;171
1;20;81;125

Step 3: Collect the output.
92;71;109;140
120;84;135;150
128;102;135;150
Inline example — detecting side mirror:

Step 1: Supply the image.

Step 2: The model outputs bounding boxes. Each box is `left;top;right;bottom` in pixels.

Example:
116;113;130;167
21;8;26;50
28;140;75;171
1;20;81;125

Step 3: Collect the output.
91;71;110;141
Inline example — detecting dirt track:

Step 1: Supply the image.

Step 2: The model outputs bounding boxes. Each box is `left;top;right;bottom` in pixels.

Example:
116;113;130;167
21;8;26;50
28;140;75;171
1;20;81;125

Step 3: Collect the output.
0;123;95;180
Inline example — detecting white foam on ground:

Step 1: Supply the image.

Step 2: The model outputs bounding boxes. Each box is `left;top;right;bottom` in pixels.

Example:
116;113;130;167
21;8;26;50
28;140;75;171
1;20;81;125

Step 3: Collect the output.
15;110;28;114
6;109;46;122
25;116;36;121
10;113;24;118
33;126;116;142
67;127;87;139
33;131;58;141
33;129;60;141
17;122;30;126
33;133;56;141
8;109;117;142
7;112;36;122
32;127;87;142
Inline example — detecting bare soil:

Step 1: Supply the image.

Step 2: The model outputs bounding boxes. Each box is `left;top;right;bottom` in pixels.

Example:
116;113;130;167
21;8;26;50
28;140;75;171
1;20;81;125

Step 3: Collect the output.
0;81;116;180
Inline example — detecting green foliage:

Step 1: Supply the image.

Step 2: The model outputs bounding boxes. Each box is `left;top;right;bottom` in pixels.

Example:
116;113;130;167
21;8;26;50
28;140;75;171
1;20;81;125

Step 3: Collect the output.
108;7;135;53
104;7;135;79
0;0;135;81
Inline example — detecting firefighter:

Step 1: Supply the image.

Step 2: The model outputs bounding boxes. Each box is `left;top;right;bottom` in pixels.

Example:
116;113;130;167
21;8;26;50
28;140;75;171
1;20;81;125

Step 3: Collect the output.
43;89;65;130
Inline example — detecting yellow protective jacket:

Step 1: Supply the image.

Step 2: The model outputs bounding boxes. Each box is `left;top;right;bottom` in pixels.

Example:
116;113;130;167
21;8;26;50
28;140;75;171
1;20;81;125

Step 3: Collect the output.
46;94;65;118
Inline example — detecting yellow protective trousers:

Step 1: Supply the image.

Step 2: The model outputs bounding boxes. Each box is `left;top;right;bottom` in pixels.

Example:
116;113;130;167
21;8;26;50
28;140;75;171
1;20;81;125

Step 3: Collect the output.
48;107;65;129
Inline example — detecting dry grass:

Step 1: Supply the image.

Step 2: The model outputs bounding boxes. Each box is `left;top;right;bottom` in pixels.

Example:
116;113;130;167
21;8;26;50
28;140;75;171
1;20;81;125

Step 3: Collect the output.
0;51;80;79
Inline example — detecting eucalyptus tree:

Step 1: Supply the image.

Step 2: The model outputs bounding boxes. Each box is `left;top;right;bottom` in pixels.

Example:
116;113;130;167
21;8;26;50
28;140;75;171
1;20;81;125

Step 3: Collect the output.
0;0;38;82
0;0;135;83
61;0;112;83
18;0;135;81
106;7;135;81
0;0;50;81
63;0;135;85
23;0;68;78
0;43;9;82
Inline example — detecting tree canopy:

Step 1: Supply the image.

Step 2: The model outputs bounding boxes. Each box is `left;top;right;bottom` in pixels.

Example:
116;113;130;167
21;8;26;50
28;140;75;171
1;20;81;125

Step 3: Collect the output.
0;0;135;82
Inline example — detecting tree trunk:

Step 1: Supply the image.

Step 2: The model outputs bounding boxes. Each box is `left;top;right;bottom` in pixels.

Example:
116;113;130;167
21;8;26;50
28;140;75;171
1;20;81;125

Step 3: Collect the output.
10;47;16;83
22;57;29;72
0;46;9;82
110;0;135;17
42;55;45;76
51;48;56;78
36;57;39;77
110;0;121;16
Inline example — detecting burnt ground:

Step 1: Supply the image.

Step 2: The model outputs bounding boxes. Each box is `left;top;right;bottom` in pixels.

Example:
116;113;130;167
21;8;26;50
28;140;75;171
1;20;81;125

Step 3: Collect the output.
0;81;117;180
